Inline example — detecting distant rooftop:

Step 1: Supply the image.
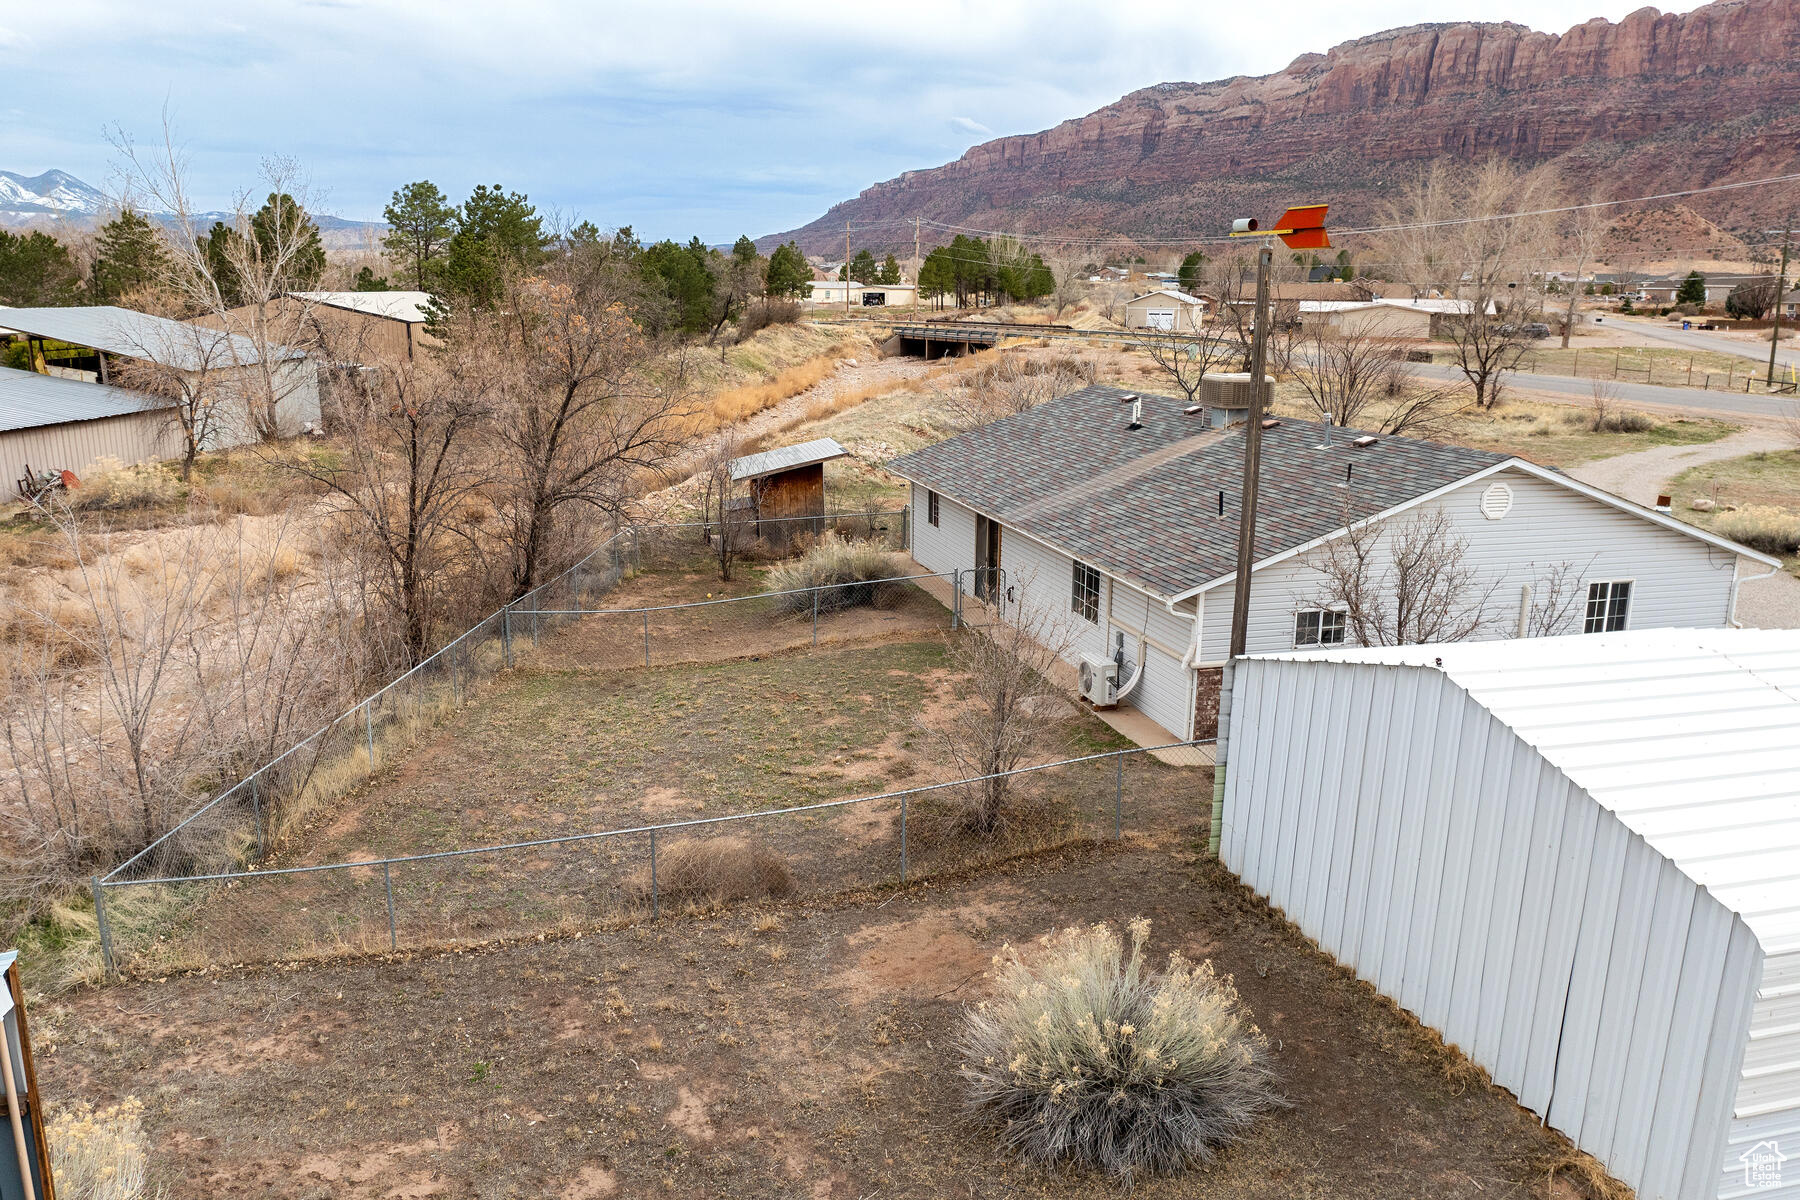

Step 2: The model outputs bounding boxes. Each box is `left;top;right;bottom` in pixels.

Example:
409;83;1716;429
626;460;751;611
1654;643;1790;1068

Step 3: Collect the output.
291;291;435;324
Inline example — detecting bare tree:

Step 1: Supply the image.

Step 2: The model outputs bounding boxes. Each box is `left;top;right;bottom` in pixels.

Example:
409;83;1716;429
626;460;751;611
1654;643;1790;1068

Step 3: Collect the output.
1382;159;1556;407
1306;506;1503;646
1586;379;1621;431
112;116;325;440
921;580;1075;836
1291;316;1467;437
274;353;493;661
109;320;237;480
1559;199;1609;348
697;433;749;583
1523;559;1593;637
469;258;695;597
1040;242;1092;318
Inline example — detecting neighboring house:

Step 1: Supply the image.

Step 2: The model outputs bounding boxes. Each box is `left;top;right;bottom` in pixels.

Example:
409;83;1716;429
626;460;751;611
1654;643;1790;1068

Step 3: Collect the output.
0;368;170;496
1123;289;1208;333
0;305;320;446
1220;628;1800;1200
888;384;1779;743
1296;297;1488;338
1780;286;1800;320
805;280;917;307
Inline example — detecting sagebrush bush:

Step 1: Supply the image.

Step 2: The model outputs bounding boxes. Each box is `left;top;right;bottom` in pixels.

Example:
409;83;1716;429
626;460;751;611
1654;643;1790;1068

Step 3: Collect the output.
738;299;801;338
70;459;182;512
1713;505;1800;555
628;835;793;906
763;533;904;614
959;919;1281;1183
48;1096;155;1200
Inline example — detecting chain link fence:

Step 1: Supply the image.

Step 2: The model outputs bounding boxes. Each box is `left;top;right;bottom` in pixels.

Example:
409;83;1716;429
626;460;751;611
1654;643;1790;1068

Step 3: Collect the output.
92;742;1206;976
98;509;909;891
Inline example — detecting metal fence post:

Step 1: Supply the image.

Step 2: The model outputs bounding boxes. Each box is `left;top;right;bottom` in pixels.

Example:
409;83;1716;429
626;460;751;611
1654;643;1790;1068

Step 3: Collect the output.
642;610;652;667
364;699;376;769
649;829;659;919
1114;750;1124;840
900;795;909;883
951;569;962;630
250;775;265;860
502;605;513;668
91;876;116;979
812;587;820;646
383;860;397;951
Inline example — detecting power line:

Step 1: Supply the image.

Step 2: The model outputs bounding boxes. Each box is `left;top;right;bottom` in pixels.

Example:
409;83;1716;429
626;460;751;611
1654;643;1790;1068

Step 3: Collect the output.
842;171;1800;249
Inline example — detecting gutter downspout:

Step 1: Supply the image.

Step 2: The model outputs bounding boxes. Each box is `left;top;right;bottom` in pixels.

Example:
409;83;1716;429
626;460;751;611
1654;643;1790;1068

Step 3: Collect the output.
1729;556;1782;628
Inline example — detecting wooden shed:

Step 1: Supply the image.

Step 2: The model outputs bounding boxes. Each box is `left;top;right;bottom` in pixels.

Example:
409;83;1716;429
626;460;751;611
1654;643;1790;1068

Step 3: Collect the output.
729;437;849;549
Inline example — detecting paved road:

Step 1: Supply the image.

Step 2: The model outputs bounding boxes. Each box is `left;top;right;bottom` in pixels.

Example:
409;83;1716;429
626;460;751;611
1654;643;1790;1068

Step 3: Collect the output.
1415;363;1795;421
1609;316;1800;371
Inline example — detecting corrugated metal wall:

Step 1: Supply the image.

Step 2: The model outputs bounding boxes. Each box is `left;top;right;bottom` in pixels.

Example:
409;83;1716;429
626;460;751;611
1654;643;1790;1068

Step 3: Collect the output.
1223;657;1762;1199
0;410;174;491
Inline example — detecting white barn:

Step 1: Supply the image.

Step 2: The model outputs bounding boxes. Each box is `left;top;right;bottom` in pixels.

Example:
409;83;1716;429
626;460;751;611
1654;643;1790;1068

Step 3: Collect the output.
887;384;1779;744
1220;629;1800;1200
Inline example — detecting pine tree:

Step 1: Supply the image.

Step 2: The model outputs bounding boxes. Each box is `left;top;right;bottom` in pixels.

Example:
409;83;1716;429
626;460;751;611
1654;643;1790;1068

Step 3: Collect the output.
0;230;82;306
848;249;878;284
250;192;326;291
92;208;169;303
354;265;390;291
436;184;548;309
878;254;902;285
382;181;455;289
764;241;812;299
1676;270;1708;306
1178;251;1206;292
200;222;245;307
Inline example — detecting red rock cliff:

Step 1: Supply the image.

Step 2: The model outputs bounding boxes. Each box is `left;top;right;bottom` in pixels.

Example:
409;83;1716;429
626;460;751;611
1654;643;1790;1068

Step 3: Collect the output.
770;0;1800;254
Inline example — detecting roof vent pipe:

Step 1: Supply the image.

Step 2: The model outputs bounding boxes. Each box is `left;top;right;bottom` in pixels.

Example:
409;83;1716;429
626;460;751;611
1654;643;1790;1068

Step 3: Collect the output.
1318;415;1334;451
1127;395;1143;430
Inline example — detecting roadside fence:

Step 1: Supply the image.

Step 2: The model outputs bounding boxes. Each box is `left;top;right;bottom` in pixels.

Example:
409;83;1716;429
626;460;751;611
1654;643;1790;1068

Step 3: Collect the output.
91;741;1209;977
1559;348;1797;393
98;508;910;893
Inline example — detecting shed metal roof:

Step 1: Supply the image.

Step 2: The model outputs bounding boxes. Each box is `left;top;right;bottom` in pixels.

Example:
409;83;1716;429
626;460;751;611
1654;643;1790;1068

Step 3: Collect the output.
1265;629;1800;952
1127;289;1206;305
291;291;434;323
0;367;158;432
0;305;288;369
730;437;848;482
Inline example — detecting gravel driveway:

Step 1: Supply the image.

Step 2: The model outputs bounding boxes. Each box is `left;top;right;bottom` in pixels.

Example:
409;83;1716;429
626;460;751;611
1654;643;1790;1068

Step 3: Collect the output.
1569;428;1800;628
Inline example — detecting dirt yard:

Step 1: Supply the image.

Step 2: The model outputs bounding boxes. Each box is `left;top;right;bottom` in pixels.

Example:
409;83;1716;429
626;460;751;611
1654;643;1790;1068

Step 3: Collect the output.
39;837;1605;1199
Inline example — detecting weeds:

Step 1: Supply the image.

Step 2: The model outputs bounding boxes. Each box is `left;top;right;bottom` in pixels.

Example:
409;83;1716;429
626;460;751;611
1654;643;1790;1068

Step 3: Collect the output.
628;835;793;906
47;1097;157;1200
959;919;1281;1183
1713;504;1800;555
762;533;905;614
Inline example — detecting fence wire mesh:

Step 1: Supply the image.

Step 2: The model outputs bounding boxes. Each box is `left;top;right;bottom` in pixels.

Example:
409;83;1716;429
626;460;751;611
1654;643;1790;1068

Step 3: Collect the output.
95;744;1206;975
101;510;908;891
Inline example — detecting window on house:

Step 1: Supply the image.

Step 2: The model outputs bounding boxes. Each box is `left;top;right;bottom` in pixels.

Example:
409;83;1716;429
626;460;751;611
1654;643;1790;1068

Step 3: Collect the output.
1584;580;1632;633
1294;608;1346;648
1071;561;1100;623
926;490;940;528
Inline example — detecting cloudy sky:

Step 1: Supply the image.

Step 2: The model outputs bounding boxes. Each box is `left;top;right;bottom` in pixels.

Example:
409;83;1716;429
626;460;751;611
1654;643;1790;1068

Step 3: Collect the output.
1;0;1711;243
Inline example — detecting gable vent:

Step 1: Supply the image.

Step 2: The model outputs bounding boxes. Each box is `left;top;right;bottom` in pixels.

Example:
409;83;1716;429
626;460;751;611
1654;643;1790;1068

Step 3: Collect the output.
1481;481;1514;520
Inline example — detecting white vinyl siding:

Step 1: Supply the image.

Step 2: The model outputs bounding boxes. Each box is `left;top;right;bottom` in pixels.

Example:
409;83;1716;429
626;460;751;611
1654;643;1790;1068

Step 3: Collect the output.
1224;656;1763;1200
1199;468;1739;660
909;482;976;586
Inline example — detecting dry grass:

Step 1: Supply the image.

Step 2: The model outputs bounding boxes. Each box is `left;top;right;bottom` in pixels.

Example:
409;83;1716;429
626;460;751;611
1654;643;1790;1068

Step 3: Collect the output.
70;459;183;512
627;835;794;907
708;344;859;427
1711;505;1800;555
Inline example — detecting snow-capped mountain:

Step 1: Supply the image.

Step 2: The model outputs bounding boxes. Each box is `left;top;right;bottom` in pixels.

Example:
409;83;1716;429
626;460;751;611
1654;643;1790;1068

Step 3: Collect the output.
0;169;108;218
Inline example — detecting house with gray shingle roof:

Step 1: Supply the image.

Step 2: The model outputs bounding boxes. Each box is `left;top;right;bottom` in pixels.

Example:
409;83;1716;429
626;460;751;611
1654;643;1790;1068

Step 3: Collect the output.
888;384;1778;743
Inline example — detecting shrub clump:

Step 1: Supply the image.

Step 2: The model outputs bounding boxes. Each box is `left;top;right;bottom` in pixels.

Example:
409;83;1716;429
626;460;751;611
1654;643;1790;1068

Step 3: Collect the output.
1713;504;1800;555
48;1096;152;1200
629;835;793;907
70;458;182;511
959;919;1281;1184
763;532;904;614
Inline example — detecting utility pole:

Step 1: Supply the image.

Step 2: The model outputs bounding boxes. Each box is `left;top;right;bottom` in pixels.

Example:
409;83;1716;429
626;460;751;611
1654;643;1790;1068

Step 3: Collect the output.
1770;216;1792;388
914;216;921;318
845;221;851;317
1210;204;1328;857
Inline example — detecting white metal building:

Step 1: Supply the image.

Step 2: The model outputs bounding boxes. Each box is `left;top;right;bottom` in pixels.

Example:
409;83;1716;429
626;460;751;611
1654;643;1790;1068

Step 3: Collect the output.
1123;288;1208;332
1221;628;1800;1199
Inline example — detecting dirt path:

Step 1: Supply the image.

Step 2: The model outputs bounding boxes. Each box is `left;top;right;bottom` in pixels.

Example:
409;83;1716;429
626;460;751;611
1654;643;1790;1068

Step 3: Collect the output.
641;352;935;520
1568;427;1800;628
1566;425;1788;505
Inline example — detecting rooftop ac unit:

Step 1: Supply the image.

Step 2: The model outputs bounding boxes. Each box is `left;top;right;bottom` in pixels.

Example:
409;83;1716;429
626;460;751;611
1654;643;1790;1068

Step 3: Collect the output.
1078;654;1119;707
